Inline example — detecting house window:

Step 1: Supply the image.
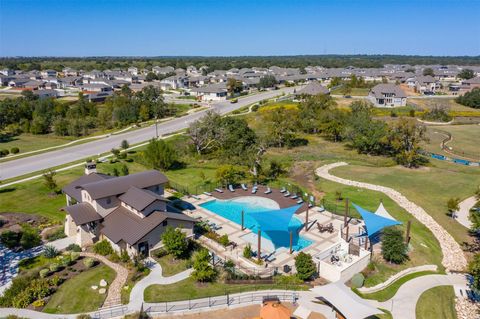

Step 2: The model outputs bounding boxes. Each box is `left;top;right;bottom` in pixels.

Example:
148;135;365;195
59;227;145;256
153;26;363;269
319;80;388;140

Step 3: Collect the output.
162;220;168;226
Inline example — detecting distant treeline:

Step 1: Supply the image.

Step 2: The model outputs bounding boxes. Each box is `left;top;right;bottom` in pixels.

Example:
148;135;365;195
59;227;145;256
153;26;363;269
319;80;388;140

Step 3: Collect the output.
1;55;480;71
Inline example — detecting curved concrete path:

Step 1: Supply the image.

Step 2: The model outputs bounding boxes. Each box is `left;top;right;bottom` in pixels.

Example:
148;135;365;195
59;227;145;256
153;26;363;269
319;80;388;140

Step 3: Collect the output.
457;196;477;229
369;274;467;319
315;162;467;272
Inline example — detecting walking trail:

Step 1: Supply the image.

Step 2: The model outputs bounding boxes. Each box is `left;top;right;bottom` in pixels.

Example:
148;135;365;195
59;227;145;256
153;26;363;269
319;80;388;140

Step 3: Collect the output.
315;162;467;272
457;196;477;229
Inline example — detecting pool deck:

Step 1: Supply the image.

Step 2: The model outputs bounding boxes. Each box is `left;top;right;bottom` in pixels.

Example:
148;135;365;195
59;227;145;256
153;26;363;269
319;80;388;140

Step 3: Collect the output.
209;185;309;213
183;189;365;276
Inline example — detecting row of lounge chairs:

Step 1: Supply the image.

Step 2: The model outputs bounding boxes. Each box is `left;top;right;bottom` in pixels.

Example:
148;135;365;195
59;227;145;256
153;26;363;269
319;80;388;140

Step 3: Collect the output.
252;251;276;263
280;189;304;204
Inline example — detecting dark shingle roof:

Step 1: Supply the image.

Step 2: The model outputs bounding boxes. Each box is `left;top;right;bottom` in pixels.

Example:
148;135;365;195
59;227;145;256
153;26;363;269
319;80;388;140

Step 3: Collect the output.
80;170;168;200
369;84;406;98
62;173;113;202
296;81;330;96
118;187;168;211
63;202;102;225
101;206;194;245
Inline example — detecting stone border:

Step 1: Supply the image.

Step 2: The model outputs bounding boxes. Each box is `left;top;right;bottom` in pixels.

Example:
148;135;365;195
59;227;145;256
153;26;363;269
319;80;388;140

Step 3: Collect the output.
315;162;467;272
358;265;438;293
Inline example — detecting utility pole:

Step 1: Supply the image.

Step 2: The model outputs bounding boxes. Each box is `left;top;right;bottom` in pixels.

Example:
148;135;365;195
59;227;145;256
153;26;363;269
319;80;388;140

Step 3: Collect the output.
155;117;159;138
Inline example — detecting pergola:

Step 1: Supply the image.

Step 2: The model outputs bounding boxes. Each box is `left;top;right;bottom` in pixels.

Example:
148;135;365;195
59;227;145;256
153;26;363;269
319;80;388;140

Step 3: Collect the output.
311;282;383;319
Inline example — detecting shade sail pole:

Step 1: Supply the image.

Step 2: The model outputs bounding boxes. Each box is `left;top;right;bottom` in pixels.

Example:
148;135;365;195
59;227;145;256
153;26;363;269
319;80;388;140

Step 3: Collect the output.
257;229;261;263
241;210;244;231
289;231;293;254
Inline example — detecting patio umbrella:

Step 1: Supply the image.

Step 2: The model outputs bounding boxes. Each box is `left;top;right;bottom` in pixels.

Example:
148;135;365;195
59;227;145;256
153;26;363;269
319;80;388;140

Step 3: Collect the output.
260;301;291;319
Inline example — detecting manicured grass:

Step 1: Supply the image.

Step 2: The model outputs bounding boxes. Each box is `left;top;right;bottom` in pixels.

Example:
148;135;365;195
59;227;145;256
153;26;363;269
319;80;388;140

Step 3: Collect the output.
423;124;480;160
43;264;116;314
155;253;190;277
144;277;308;302
18;255;52;273
0;134;76;154
415;285;457;319
331;161;480;245
357;271;438;301
331;87;370;96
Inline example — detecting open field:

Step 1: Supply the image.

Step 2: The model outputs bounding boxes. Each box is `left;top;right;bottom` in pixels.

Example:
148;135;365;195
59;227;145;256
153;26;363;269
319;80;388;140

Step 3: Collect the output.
330;160;480;245
143;277;308;303
423;124;480;160
331;87;370;96
415;285;457;319
43;264;116;314
410;98;480;115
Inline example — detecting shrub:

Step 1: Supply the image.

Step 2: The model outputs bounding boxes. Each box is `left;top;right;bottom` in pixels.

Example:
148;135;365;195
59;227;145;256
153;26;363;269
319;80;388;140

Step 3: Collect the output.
294;252;316;281
191;249;216;282
93;240;114;256
49;263;59;272
66;243;82;252
381;227;409;264
39;269;50;278
120;250;130;263
0;276;31;307
83;258;95;268
19;226;41;250
10;147;20;154
351;273;365;288
218;234;229;247
109;252;121;263
70;252;80;262
32;299;45;308
161;226;188;258
0;230;21;249
76;314;92;319
43;245;59;258
243;244;252;259
61;255;72;267
45;227;66;241
0;149;10;157
49;275;62;286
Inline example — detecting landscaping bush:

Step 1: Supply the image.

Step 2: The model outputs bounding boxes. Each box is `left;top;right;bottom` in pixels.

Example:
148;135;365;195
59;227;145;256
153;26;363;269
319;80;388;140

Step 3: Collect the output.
32;299;45;308
0;149;10;157
351;273;365;288
66;243;82;252
83;257;95;268
218;234;229;247
243;244;253;259
10;147;20;154
120;249;130;263
294;252;316;281
19;225;41;250
0;230;21;249
109;252;121;262
93;240;114;256
49;275;62;286
60;255;72;267
191;249;216;282
70;252;80;262
381;227;409;264
49;263;59;272
76;315;92;319
161;226;188;258
39;269;50;278
43;245;59;258
44;227;66;241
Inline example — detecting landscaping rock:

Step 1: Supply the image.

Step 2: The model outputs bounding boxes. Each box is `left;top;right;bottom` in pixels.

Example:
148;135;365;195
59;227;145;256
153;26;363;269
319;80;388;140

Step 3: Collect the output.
99;288;106;294
91;285;98;290
100;279;107;287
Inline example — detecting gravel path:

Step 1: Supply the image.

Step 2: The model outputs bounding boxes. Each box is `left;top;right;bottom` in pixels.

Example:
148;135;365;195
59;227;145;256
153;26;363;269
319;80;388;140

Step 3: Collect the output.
315;162;467;271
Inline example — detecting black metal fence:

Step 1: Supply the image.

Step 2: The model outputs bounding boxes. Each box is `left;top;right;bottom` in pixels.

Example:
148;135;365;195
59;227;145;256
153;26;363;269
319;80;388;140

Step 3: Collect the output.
91;305;129;319
144;291;299;315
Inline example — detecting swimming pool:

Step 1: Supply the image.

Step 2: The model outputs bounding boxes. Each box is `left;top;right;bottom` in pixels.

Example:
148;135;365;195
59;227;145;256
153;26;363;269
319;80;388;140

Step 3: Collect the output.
200;196;312;251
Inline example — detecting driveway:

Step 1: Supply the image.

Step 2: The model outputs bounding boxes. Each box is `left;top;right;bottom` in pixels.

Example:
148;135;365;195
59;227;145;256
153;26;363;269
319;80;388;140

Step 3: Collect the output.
0;88;296;181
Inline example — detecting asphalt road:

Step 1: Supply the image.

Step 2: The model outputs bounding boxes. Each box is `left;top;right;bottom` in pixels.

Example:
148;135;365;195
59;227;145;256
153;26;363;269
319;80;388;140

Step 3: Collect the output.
0;87;296;181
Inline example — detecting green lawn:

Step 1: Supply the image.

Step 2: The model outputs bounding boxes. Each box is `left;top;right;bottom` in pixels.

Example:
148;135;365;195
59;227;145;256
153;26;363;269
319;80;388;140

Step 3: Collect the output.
331;87;370;96
423;124;480;160
331;161;480;245
415;286;457;319
43;264;116;314
144;277;308;302
0;134;76;155
155;253;190;277
356;271;438;301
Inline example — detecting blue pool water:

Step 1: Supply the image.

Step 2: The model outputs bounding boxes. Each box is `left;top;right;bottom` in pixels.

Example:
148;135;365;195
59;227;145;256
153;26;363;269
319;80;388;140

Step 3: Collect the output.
200;197;313;251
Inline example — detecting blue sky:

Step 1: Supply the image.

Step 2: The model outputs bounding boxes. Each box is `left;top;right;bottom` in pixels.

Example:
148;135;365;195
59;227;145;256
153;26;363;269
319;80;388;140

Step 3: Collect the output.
0;0;479;56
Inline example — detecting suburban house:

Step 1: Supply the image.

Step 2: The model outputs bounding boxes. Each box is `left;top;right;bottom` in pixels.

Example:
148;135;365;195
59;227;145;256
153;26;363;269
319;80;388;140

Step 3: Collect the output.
191;83;228;101
295;81;330;97
368;84;407;107
407;76;440;94
460;77;480;92
62;164;195;257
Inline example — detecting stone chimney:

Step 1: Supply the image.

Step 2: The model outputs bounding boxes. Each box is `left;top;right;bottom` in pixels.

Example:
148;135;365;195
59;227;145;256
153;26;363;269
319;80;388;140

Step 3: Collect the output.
84;161;97;175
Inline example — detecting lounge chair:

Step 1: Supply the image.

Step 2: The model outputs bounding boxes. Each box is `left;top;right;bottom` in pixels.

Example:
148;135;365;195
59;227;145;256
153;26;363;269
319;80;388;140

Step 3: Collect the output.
283;191;290;197
229;185;235;192
251;186;258;194
291;194;298;200
266;255;276;262
215;188;223;193
264;187;272;194
297;199;303;204
280;187;286;193
318;205;325;212
203;192;212;196
241;183;248;191
308;202;313;208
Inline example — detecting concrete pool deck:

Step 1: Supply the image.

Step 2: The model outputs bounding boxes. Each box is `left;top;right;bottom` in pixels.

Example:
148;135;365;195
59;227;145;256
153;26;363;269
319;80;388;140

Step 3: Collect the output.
183;189;364;275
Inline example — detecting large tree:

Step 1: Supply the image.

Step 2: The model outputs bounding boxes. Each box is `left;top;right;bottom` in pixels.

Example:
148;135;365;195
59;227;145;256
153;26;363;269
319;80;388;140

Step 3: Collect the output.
386;118;427;168
142;138;177;170
422;68;435;76
161;226;188;258
258;75;277;89
295;252;316;281
191;249;216;282
226;78;243;96
458;69;475;80
187;111;222;155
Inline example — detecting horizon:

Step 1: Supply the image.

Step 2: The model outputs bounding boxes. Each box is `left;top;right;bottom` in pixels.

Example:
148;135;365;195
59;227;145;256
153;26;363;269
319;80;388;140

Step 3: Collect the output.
1;0;479;57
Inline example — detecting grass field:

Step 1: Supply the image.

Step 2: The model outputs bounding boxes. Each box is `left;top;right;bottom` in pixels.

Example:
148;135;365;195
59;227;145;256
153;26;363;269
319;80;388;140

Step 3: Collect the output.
0;134;76;154
415;285;457;319
155;254;190;277
331;160;480;245
410;98;480;114
423;124;480;160
43;264;116;314
331;87;370;96
143;277;308;302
